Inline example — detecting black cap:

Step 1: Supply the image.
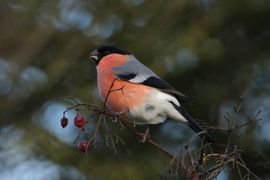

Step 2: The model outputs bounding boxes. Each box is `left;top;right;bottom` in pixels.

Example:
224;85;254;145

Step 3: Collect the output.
89;46;130;65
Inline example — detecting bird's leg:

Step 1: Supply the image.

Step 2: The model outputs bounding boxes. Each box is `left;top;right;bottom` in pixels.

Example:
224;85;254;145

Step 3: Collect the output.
114;110;128;116
111;110;128;122
140;126;150;143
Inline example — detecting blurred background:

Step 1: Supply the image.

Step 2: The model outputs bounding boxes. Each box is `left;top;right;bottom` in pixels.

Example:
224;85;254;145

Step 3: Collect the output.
0;0;270;179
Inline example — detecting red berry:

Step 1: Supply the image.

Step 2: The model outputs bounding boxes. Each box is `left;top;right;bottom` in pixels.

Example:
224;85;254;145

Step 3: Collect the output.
74;115;85;128
61;116;68;128
78;140;89;153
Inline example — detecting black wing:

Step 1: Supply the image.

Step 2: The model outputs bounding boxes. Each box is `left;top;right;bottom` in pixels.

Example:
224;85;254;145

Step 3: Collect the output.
117;73;136;80
142;76;192;105
116;73;191;105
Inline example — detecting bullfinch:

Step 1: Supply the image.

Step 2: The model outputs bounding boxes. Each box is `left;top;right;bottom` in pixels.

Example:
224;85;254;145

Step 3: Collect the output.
90;46;213;142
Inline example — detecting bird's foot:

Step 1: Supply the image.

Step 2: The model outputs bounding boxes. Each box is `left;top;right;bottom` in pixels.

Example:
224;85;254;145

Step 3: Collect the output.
111;110;128;122
113;110;128;116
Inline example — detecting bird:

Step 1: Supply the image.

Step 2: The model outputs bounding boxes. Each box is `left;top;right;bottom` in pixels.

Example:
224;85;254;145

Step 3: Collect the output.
90;45;213;142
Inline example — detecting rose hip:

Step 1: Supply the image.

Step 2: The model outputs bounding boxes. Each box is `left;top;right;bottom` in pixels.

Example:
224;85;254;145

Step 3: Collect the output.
74;115;85;128
78;140;89;153
61;116;68;128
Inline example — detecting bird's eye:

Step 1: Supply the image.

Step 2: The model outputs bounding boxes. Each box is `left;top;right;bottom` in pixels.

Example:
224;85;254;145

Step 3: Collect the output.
89;54;99;64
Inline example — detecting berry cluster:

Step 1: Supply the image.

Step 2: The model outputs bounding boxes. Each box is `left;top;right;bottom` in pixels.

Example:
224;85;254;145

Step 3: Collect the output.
60;114;89;153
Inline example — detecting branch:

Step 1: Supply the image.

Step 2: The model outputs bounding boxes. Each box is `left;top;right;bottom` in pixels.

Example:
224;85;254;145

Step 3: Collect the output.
60;83;261;180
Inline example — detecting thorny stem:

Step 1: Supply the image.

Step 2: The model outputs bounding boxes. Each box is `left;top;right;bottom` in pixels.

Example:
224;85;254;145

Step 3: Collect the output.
207;115;261;133
90;113;103;147
103;115;125;154
102;79;125;109
117;117;175;158
63;102;101;114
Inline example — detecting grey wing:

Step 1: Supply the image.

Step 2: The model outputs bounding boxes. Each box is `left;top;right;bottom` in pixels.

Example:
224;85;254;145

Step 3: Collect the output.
140;76;192;104
112;55;192;105
112;55;159;83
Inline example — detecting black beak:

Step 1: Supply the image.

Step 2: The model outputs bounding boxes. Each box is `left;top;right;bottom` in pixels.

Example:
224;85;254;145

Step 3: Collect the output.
89;50;100;65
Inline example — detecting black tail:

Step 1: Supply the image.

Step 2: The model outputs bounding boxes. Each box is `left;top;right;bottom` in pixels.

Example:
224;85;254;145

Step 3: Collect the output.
172;103;214;143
